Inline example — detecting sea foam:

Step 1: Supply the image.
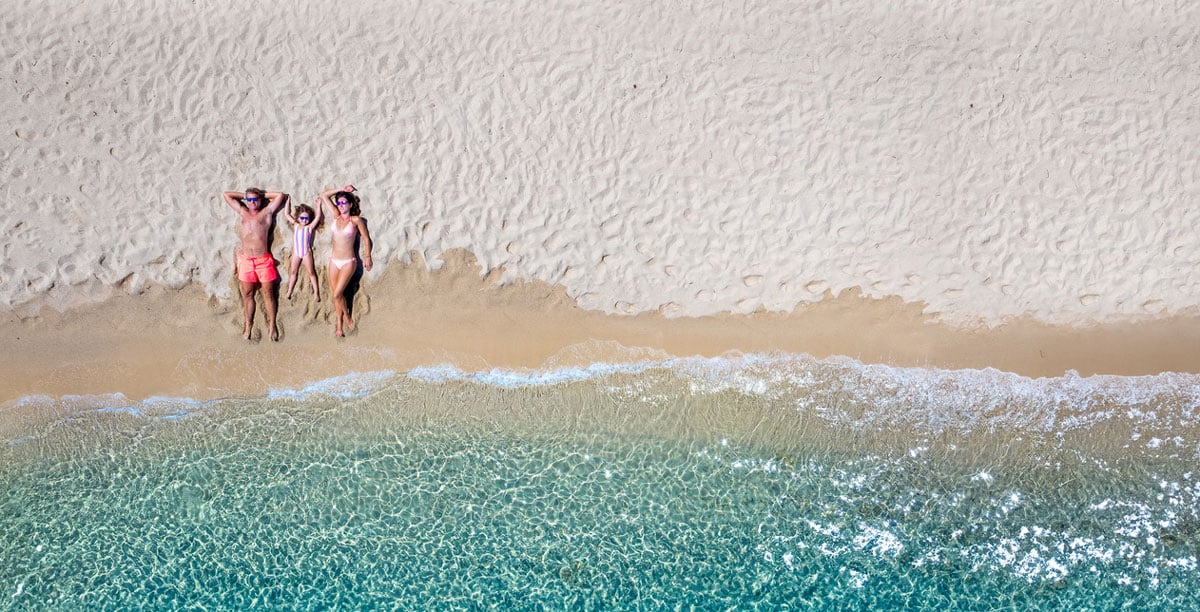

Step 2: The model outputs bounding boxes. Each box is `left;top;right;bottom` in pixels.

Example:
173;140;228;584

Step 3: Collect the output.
6;353;1200;440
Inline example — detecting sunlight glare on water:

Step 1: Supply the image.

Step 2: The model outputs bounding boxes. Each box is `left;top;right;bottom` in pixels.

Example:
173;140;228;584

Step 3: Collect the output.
1;355;1198;608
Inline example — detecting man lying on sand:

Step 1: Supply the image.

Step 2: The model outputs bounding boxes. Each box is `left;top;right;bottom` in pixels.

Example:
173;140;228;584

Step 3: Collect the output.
221;187;288;341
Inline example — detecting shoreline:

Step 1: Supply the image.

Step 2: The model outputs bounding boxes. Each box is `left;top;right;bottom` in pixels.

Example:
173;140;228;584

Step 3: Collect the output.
5;250;1200;405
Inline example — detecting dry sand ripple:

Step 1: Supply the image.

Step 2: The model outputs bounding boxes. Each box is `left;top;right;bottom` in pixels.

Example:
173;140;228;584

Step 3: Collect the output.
2;0;1198;327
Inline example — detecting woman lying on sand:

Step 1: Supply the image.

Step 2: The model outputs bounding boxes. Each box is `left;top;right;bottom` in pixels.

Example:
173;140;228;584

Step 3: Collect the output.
319;185;373;338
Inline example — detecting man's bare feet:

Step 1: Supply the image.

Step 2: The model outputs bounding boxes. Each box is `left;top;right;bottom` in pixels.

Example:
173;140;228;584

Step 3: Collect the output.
270;326;279;342
243;327;253;341
335;328;344;338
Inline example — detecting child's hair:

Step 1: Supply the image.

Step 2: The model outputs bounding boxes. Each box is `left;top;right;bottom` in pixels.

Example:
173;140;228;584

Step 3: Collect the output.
333;191;361;216
294;204;316;223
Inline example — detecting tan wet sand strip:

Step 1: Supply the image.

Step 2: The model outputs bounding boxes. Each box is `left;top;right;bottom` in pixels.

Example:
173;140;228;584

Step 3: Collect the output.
3;251;1200;404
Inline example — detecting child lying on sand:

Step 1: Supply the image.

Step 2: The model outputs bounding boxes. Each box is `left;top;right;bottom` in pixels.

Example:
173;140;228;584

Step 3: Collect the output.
285;197;323;301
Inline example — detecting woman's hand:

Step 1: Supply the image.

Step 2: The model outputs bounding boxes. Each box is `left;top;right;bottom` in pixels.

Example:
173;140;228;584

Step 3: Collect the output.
343;184;355;193
362;254;372;271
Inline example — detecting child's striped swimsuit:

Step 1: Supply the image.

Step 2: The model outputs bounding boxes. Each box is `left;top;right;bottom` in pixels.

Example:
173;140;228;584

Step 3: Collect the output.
293;225;314;259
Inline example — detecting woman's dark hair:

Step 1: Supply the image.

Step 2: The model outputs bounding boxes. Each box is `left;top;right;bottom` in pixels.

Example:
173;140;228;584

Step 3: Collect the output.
333;191;361;216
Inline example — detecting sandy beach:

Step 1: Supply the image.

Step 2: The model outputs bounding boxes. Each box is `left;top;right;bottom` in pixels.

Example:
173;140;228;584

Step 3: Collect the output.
5;4;1200;606
3;0;1199;402
4;249;1200;405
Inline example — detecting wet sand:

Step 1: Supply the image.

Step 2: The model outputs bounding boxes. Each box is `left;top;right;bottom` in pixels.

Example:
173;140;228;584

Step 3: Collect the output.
5;250;1200;405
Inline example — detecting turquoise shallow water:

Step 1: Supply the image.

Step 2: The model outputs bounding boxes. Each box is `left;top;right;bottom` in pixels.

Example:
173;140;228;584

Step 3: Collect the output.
2;355;1199;609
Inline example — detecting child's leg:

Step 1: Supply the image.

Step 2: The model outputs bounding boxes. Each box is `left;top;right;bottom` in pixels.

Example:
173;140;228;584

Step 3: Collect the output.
303;255;320;301
286;255;302;299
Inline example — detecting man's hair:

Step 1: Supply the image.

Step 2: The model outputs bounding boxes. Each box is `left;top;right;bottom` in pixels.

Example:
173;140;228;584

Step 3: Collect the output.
245;187;266;201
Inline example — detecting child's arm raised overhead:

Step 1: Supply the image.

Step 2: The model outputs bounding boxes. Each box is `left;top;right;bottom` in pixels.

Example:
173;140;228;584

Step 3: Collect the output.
312;195;324;226
284;195;297;225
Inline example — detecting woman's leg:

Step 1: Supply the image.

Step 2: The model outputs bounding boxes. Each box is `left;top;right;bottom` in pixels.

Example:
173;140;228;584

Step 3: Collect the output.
329;261;354;337
286;255;302;299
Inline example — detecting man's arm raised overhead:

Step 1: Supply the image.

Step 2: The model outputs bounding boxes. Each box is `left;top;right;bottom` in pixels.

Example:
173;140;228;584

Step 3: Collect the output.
222;191;247;213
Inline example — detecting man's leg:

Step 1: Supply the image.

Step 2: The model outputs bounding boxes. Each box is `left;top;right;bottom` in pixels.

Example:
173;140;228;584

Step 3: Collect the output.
240;281;259;340
263;280;279;342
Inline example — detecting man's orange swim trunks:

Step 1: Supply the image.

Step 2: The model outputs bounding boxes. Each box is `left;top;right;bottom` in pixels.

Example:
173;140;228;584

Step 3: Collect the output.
237;253;279;284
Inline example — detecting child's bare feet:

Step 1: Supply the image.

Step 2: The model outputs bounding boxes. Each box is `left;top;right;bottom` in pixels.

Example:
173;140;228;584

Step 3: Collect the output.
270;325;279;342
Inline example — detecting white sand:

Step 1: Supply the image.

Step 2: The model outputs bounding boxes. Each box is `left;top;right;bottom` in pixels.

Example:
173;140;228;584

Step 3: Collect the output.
2;1;1198;325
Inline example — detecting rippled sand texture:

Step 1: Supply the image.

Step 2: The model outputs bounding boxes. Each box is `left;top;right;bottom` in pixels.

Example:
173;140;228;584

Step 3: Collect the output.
3;1;1198;324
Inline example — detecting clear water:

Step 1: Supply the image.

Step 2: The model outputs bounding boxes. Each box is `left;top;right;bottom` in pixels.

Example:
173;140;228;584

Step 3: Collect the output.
2;354;1199;609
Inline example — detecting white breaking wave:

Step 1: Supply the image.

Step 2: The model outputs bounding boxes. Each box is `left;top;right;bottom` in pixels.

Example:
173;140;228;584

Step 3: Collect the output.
8;353;1196;438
